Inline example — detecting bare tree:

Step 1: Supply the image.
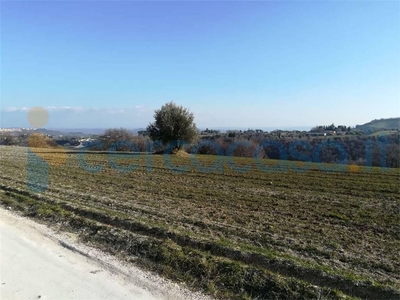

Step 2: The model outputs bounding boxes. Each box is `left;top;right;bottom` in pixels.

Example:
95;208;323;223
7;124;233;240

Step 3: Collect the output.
99;128;133;151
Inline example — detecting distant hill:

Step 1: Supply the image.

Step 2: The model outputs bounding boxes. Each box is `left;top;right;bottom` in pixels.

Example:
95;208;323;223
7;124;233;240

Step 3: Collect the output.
355;118;400;133
37;128;95;137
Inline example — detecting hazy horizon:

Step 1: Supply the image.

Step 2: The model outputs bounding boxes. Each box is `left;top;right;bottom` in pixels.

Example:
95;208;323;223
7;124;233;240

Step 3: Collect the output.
2;108;397;132
0;124;315;132
2;1;399;129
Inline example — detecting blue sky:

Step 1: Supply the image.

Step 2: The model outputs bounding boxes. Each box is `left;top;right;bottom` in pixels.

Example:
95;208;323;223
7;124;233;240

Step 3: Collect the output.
1;1;399;129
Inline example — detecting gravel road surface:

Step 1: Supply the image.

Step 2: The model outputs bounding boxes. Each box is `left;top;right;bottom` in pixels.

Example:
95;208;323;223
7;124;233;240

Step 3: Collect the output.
0;207;210;300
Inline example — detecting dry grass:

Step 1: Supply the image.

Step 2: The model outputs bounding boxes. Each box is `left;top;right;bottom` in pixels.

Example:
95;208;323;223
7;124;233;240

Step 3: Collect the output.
0;146;399;299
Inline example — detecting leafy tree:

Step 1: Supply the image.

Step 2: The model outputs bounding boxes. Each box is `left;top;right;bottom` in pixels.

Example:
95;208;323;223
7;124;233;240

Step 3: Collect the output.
147;101;198;149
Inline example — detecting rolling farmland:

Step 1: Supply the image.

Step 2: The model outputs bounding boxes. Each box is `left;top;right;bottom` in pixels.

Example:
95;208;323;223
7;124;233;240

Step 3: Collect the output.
0;146;399;299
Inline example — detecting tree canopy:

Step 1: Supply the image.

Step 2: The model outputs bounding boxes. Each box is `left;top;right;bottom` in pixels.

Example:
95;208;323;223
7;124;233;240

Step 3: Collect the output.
147;102;198;149
99;128;133;151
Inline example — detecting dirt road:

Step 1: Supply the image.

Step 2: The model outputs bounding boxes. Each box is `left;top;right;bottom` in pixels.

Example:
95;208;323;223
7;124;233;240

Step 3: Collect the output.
0;207;209;300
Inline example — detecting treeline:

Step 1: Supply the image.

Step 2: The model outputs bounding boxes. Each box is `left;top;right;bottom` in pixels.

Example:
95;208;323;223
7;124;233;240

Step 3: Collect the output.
1;128;399;168
310;123;350;133
194;134;400;168
96;128;400;168
0;132;80;148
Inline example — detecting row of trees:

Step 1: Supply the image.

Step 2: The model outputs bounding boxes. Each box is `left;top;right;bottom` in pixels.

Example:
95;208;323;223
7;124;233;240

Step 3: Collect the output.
98;102;400;168
1;102;399;167
104;102;400;167
97;102;198;151
310;124;350;133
